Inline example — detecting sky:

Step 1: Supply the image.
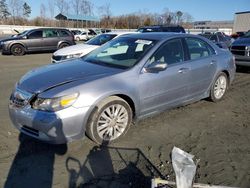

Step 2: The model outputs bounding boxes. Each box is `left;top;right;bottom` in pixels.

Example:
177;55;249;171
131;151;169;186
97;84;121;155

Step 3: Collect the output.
25;0;250;21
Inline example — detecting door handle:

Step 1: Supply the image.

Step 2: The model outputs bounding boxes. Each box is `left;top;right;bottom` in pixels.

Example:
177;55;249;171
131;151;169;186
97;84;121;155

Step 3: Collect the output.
178;68;189;73
210;60;216;65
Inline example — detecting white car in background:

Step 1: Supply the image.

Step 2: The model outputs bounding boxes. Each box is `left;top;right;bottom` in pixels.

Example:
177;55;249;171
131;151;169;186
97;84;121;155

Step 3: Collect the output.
51;31;136;63
74;29;97;41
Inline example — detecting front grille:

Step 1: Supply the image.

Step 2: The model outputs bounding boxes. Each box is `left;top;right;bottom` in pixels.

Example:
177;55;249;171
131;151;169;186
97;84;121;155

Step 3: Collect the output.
10;94;26;107
231;46;246;56
10;88;33;108
21;126;39;137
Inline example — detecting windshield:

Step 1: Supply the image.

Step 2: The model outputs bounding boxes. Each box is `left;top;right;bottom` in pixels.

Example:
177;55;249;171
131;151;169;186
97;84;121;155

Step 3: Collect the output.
86;34;117;46
83;37;157;69
14;30;29;37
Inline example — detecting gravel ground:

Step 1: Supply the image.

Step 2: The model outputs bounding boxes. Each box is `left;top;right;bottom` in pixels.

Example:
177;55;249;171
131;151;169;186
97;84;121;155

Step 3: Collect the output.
0;53;250;188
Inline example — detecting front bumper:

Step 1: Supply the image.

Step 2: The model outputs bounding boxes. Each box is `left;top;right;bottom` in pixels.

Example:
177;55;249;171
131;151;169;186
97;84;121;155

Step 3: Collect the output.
234;55;250;67
9;103;90;144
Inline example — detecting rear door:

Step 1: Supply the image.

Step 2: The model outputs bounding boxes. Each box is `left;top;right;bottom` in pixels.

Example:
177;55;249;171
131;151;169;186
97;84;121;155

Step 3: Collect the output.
184;37;217;99
139;38;191;116
42;29;60;50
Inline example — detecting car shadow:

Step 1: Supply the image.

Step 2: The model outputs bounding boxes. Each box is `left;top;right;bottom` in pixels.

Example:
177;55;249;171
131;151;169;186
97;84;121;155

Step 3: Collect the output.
236;66;250;73
66;142;163;188
4;134;67;188
4;112;68;188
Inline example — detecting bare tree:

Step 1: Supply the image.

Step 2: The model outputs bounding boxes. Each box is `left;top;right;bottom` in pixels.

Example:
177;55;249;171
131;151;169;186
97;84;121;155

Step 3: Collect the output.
0;0;11;24
55;0;65;14
72;0;92;16
47;0;54;19
162;8;171;24
98;3;111;27
23;2;31;18
73;0;80;15
182;12;193;23
40;3;46;26
9;0;23;24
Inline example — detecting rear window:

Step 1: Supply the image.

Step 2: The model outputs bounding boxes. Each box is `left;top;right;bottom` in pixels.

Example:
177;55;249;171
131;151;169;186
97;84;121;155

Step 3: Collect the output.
186;38;215;60
58;30;70;37
43;29;58;38
162;27;185;33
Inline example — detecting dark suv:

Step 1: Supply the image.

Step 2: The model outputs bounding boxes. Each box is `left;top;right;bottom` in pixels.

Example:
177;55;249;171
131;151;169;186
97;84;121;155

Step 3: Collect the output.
137;25;186;33
0;28;75;56
230;31;250;67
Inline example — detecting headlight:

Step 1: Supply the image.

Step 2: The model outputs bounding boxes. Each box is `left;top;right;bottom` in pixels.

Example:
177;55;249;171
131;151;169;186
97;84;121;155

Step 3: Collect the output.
32;93;79;112
65;53;82;59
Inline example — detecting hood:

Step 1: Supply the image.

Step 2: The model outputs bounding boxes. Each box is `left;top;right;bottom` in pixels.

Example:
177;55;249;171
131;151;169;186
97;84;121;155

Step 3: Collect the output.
233;37;250;46
54;44;98;56
18;59;123;94
0;36;23;43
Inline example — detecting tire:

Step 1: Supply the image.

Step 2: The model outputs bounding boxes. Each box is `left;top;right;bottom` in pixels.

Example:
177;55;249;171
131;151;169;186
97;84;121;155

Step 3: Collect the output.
11;44;25;56
76;37;80;41
86;96;133;145
58;43;69;49
209;72;228;102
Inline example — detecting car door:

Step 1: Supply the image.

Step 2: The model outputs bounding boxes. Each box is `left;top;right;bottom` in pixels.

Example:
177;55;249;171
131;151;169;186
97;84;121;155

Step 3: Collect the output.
184;37;217;99
138;38;191;116
42;29;60;50
26;30;44;51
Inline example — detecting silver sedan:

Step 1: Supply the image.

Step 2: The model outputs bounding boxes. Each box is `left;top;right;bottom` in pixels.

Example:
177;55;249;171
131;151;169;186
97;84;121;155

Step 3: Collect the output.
9;33;236;144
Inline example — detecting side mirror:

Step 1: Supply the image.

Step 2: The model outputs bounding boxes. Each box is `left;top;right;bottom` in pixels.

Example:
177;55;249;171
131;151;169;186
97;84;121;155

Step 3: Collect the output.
22;35;27;39
144;60;168;73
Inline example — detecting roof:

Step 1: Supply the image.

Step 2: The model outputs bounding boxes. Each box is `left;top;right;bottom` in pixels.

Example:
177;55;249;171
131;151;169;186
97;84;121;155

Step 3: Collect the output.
55;13;100;22
235;11;250;15
106;31;138;36
120;32;190;41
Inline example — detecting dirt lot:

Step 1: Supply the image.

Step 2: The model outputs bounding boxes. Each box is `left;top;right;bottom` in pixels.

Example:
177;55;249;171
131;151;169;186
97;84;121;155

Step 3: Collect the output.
0;53;249;188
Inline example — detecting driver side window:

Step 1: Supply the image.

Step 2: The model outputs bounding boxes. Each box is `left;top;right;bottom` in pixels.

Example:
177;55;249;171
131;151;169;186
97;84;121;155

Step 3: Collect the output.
149;39;184;66
28;30;43;39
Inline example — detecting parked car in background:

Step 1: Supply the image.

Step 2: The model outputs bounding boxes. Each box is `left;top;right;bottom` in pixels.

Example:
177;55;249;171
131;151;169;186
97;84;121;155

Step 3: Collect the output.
70;30;82;35
199;32;232;49
230;30;250;67
9;33;235;144
231;31;246;40
137;25;186;33
74;29;97;41
0;28;75;56
101;28;112;33
52;31;136;63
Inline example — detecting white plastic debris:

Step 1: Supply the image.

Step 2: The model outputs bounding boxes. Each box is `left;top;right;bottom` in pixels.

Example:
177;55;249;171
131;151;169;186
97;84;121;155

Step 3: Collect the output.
172;147;196;188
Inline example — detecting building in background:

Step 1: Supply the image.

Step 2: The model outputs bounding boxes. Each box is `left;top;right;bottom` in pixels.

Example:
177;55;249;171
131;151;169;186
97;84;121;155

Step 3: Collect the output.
233;11;250;33
188;20;233;35
193;20;234;30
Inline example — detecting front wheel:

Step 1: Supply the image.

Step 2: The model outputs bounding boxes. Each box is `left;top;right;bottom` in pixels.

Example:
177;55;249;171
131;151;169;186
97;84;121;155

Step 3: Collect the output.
209;72;228;102
11;44;25;56
86;96;132;145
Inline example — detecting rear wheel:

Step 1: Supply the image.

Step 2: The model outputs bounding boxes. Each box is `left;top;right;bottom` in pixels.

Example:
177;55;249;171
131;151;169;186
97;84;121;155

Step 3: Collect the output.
209;72;228;102
11;44;25;56
86;96;132;145
76;37;80;41
58;43;69;49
